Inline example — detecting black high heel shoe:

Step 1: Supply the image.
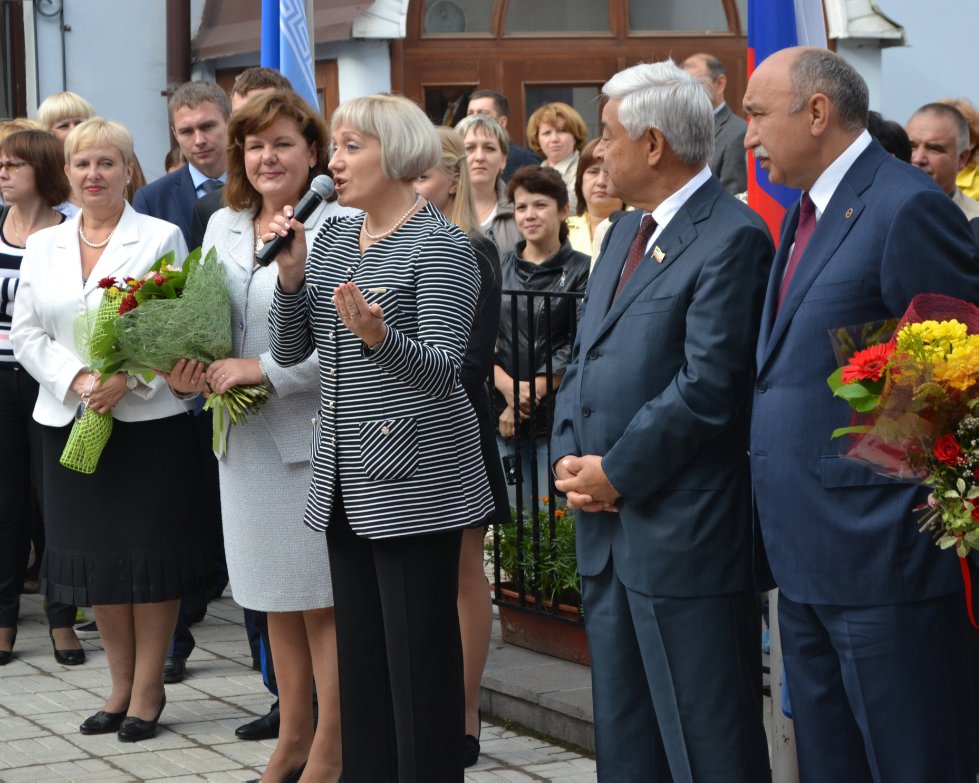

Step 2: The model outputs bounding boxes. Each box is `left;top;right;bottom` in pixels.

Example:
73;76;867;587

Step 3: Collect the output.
80;709;127;735
244;760;306;783
0;627;16;666
117;692;166;742
49;628;85;666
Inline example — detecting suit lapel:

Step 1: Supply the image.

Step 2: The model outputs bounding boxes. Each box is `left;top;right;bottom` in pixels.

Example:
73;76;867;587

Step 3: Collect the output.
758;144;883;370
225;209;256;273
588;179;715;348
755;204;797;366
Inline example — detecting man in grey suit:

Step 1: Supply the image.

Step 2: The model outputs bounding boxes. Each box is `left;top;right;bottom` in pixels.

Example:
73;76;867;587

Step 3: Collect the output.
552;60;772;782
683;52;748;195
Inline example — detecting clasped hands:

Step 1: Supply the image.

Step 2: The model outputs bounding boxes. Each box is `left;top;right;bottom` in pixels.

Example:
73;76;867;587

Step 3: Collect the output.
554;454;621;512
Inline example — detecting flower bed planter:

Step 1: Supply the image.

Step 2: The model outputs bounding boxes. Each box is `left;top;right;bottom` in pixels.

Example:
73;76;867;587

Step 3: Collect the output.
496;585;590;666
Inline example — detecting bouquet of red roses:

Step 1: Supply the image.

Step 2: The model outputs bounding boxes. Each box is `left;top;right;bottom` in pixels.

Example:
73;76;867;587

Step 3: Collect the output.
828;294;979;557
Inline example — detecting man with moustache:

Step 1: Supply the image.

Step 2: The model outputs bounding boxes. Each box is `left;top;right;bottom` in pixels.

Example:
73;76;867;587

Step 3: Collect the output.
745;46;979;781
552;60;772;782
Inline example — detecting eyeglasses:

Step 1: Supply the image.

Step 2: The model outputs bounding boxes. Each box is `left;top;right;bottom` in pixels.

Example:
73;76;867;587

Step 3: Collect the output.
0;160;29;173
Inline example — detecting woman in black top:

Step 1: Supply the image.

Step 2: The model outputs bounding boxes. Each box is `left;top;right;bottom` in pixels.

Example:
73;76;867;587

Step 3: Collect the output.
0;130;75;666
493;166;590;510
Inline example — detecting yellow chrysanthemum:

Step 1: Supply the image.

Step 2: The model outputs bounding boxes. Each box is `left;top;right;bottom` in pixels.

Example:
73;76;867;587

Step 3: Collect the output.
932;338;979;391
896;320;970;364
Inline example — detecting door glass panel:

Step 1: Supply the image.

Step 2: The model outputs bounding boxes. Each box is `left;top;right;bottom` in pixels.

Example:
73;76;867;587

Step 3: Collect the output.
422;0;493;35
524;85;602;145
628;0;729;32
423;85;478;127
505;0;610;34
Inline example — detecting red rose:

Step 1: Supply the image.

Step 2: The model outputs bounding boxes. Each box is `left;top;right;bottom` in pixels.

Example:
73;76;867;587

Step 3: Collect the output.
841;341;895;384
97;276;117;289
118;293;138;314
153;273;166;286
933;433;964;466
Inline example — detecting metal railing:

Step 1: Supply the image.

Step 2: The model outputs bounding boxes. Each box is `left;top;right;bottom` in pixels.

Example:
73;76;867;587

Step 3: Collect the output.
489;289;585;626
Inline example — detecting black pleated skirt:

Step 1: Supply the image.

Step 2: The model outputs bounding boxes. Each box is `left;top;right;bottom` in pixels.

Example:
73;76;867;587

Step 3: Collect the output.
40;413;209;606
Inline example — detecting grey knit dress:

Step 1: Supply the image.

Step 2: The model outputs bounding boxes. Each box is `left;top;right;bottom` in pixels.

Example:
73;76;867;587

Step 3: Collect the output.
202;201;355;611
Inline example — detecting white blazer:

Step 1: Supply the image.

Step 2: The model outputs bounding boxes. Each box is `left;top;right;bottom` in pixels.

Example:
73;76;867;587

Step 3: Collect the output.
10;202;192;426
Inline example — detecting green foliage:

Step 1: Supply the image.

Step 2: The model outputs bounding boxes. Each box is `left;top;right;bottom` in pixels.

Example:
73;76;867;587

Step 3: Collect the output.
490;503;581;608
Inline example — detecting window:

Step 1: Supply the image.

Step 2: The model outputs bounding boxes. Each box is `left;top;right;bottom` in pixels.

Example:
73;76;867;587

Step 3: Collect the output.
505;0;610;34
422;0;492;35
628;0;730;33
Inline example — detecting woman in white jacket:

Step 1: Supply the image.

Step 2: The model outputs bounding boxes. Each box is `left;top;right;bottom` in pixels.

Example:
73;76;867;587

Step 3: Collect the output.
11;118;206;743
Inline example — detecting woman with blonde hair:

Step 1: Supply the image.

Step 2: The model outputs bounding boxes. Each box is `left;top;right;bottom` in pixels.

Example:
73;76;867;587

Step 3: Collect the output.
455;113;520;256
11;118;206;742
526;102;588;213
35;91;96;142
415;127;510;767
268;93;495;781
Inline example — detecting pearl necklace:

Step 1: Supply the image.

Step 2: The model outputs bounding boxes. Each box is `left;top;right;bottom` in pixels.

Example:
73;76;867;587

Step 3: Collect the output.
361;195;423;240
78;221;114;249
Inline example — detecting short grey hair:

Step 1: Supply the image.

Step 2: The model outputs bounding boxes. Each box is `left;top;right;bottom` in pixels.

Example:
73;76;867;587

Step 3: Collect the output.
788;49;868;132
454;114;510;158
602;60;714;166
331;94;440;180
913;103;971;156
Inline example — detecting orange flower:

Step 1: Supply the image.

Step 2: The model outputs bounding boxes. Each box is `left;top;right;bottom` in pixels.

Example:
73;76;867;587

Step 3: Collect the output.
841;341;894;384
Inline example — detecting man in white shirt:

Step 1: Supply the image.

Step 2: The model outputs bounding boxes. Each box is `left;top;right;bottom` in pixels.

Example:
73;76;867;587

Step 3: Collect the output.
745;46;979;782
906;102;979;223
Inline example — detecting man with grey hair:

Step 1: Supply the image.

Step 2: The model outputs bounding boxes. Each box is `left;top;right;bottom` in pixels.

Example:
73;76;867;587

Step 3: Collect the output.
906;102;979;222
746;46;979;781
682;52;748;195
552;59;773;782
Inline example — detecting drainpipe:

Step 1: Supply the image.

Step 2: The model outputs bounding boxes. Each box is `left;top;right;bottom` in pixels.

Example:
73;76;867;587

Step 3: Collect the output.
165;0;190;92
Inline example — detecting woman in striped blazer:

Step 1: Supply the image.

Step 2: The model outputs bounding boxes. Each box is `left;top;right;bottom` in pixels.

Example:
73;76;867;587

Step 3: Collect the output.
267;94;494;782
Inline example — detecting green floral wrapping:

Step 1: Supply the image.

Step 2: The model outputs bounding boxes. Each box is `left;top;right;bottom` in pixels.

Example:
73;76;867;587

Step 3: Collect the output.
61;289;125;474
59;408;113;474
113;247;232;374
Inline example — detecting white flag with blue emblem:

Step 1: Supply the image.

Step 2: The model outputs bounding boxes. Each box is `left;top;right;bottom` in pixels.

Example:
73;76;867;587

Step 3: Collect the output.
261;0;318;112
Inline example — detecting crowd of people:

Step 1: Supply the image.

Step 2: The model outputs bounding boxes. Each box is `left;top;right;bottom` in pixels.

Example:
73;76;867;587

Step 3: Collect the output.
1;42;979;783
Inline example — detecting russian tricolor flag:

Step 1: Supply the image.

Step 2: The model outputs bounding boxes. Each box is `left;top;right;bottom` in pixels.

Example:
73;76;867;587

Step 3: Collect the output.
747;0;827;242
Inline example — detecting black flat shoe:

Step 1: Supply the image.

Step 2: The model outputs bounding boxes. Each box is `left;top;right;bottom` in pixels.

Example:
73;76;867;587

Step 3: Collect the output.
49;628;85;666
163;653;187;683
117;693;166;742
80;709;127;735
235;700;280;740
0;627;16;666
464;733;480;767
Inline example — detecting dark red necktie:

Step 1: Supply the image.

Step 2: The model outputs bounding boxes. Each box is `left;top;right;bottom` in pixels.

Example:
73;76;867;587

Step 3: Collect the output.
613;213;657;301
777;193;816;311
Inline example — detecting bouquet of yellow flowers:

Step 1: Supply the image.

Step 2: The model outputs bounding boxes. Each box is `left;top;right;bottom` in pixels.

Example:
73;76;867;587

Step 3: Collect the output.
828;294;979;556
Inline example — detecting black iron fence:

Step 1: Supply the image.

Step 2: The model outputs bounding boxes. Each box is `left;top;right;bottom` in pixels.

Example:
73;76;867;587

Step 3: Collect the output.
489;289;585;628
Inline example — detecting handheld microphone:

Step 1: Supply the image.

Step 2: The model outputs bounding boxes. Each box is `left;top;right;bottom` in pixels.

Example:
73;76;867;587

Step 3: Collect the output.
255;174;336;267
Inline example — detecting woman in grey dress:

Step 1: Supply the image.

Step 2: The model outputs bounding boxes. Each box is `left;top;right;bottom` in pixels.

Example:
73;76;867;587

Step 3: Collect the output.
168;91;351;783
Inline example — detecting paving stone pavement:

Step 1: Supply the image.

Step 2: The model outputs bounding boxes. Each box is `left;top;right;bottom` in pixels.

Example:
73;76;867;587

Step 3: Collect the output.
0;593;596;782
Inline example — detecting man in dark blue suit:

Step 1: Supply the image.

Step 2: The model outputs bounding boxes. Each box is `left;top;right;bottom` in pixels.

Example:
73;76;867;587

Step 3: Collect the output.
745;47;979;781
552;61;773;782
133;80;230;246
133;80;231;683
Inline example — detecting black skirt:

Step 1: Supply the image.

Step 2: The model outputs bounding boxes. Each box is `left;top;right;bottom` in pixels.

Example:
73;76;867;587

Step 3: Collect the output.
40;413;209;606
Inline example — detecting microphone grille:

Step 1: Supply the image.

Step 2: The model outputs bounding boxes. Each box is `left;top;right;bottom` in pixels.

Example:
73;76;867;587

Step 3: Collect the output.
310;175;336;199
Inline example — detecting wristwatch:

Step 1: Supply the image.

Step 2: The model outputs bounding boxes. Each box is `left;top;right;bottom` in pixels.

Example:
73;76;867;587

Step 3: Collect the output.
126;374;139;391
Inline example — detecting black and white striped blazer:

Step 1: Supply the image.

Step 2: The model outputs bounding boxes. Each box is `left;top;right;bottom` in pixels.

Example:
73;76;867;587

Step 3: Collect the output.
269;203;495;539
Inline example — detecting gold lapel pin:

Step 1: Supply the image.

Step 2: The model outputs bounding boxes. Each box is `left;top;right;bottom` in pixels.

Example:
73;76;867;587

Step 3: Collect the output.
845;208;854;219
652;246;666;263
